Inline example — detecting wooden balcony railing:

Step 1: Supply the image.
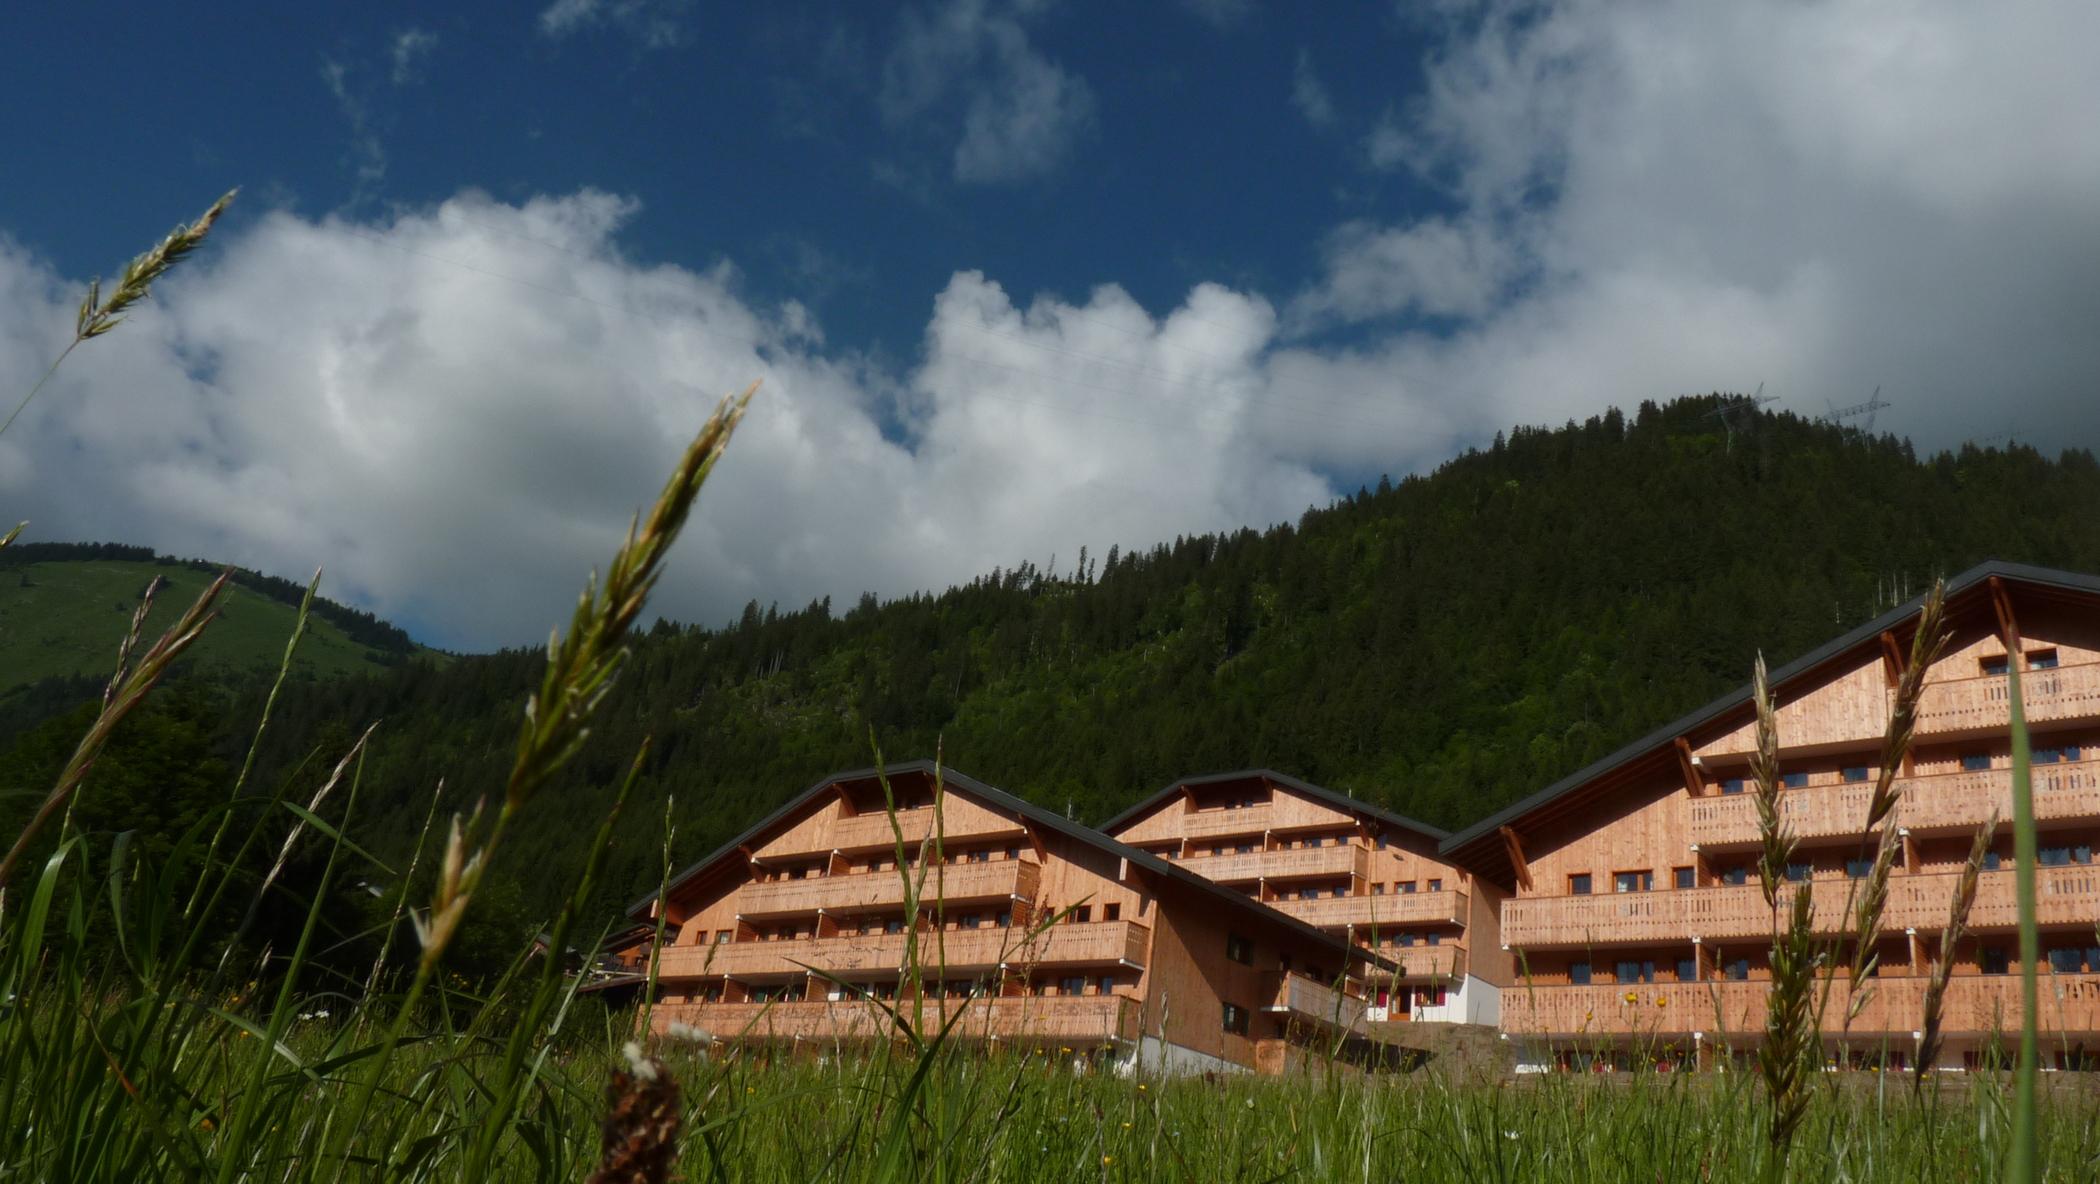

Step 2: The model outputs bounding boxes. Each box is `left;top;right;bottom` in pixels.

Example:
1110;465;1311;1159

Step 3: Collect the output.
1500;973;2100;1038
653;994;1139;1044
1179;803;1279;841
1261;972;1368;1030
1501;866;2100;949
755;807;1031;860
1916;662;2100;736
1272;888;1468;930
657;920;1151;980
1185;843;1367;883
1364;946;1467;983
1687;762;2100;849
737;859;1039;918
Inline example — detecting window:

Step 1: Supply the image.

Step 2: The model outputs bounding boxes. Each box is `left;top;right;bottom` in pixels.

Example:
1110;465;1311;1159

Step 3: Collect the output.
1725;957;1750;981
885;918;906;935
1376;835;1391;850
1006;847;1021;862
1983;851;2003;871
1236;842;1256;855
1397;933;1415;948
1783;772;1809;789
1842;766;1870;783
995;909;1013;928
1962;753;1992;772
1721;866;1748;886
1097;975;1117;995
2048;948;2085;974
1427;879;1443;892
1982;948;2011;976
2029;649;2060;670
1674;866;1696;890
1399;881;1418;894
1786;862;1812;883
1982;654;2011;677
1103;903;1121;922
1329;886;1347;898
1222;1002;1250;1035
1225;933;1253;965
1721;777;1746;795
714;930;732;944
1845;857;1874;879
2038;846;2091;867
1615;870;1654;893
1569;874;1593;896
1426;932;1441;946
1616;960;1656;984
2034;746;2066;764
1568;961;1591;985
967;849;990;863
1071;905;1093;923
1372;883;1386;895
1059;976;1087;996
1676;958;1699;982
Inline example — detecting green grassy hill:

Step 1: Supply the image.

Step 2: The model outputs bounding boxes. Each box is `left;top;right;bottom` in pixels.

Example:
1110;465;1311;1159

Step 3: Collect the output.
0;549;431;696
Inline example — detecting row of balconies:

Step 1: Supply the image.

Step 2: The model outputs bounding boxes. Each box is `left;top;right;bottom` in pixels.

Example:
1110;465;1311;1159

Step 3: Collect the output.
1501;973;2100;1037
654;994;1139;1044
736;858;1040;919
657;920;1152;979
1914;662;2100;736
1688;761;2100;849
1365;946;1469;983
1272;887;1469;929
1501;866;2100;949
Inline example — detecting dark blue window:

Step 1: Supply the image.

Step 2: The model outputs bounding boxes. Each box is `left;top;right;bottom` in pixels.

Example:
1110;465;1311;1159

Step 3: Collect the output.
1726;958;1750;981
1569;961;1591;985
1786;863;1813;883
1569;874;1592;895
1616;960;1656;984
1962;754;1992;772
2049;948;2084;974
2029;651;2060;670
1982;655;2011;677
1783;772;1810;789
1721;866;1748;886
1846;857;1874;879
1842;766;1870;783
1721;778;1746;795
1982;949;2010;975
1676;958;1698;982
1983;851;2002;871
1674;867;1696;890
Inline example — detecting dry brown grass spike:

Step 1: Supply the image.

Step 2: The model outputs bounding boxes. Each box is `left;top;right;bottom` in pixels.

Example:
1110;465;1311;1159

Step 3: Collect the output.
1918;810;1997;1084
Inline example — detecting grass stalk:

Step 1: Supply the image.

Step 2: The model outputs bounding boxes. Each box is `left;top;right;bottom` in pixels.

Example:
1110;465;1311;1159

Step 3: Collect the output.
2004;654;2040;1182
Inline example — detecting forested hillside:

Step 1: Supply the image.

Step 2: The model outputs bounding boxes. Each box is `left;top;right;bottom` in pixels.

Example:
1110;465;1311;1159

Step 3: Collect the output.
10;396;2100;937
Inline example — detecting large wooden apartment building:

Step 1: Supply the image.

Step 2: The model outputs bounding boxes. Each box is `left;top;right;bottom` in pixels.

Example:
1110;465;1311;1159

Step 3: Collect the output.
631;762;1397;1074
1439;562;2100;1071
1105;771;1509;1026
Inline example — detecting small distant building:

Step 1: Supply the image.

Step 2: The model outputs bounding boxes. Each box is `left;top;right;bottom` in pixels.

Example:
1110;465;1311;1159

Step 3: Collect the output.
1105;770;1509;1027
628;762;1399;1074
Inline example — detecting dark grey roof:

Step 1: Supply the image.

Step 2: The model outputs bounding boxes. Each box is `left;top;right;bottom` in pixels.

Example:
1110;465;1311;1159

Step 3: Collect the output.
1437;559;2100;874
628;759;1394;972
1101;768;1450;843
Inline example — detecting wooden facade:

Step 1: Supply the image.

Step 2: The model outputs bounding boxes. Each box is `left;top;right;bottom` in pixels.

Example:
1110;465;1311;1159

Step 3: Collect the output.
1440;565;2100;1070
1105;771;1509;1026
631;763;1397;1074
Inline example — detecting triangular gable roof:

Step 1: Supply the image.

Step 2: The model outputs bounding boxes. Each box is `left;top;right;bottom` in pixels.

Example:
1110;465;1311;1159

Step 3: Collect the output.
1438;559;2100;884
1101;768;1450;843
629;759;1394;972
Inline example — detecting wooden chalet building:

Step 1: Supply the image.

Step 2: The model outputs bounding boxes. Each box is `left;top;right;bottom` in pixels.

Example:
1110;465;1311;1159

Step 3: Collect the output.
1438;562;2100;1072
631;762;1399;1074
1104;770;1509;1027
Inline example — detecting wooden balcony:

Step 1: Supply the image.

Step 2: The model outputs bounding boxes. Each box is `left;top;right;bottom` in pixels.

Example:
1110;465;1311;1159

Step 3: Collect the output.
1916;662;2100;737
1185;842;1367;884
1501;866;2100;949
654;994;1139;1044
658;920;1150;980
761;808;1030;858
1365;946;1468;983
1501;974;2100;1038
1261;971;1368;1031
1272;888;1468;930
1179;803;1279;841
1686;761;2100;849
737;859;1039;919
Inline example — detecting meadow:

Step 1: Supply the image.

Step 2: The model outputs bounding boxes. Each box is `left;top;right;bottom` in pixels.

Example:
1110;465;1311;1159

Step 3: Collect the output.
2;194;2087;1183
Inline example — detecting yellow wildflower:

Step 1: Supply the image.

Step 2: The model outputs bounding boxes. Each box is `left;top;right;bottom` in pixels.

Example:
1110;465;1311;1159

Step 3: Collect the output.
1623;991;1638;1005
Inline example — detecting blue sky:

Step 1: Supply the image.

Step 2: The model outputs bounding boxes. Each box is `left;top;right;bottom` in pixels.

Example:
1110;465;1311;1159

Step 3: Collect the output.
3;3;2097;649
6;3;1440;366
